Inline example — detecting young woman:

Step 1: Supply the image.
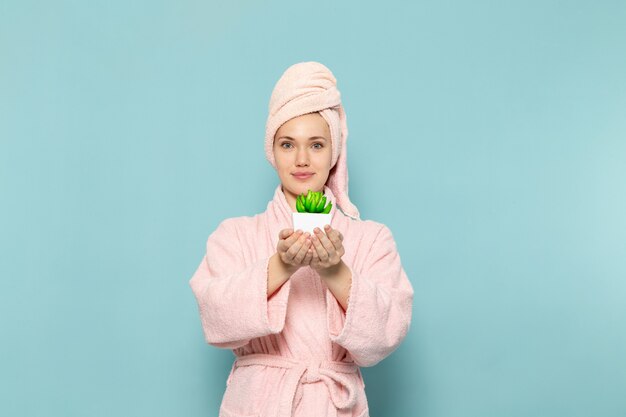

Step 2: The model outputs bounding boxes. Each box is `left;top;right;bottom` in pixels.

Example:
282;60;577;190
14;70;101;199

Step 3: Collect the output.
189;61;414;417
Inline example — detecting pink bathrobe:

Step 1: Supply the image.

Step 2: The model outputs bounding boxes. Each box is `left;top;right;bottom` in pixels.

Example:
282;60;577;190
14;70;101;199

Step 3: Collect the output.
189;184;414;417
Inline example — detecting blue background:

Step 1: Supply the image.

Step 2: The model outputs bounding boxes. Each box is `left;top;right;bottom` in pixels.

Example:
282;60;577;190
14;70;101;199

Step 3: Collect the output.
1;1;625;416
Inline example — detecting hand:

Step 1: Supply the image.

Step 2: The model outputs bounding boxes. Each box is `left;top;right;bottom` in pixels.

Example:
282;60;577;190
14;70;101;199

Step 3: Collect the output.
276;228;314;271
309;225;345;273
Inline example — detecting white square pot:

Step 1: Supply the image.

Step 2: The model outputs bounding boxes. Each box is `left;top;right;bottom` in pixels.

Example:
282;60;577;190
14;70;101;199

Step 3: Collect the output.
292;212;332;235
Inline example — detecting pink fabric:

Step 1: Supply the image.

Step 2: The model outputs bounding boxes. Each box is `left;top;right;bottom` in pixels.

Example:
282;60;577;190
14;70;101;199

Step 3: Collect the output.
264;61;360;220
189;184;414;417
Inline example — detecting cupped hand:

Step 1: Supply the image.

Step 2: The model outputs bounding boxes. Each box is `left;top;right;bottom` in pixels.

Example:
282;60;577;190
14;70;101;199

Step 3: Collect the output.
309;225;345;273
276;228;314;271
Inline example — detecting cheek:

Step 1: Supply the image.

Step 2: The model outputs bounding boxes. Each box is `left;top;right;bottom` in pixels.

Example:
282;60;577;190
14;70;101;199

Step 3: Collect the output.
319;151;332;167
273;151;286;165
274;155;291;174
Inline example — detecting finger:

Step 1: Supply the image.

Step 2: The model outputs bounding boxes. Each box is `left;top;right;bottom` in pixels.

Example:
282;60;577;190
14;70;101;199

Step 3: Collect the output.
311;248;319;263
280;228;294;239
302;246;313;265
287;229;302;241
294;236;312;263
286;232;309;261
322;225;335;236
314;228;335;257
284;230;302;247
311;230;329;261
324;225;343;242
329;226;343;242
278;230;299;253
327;229;343;249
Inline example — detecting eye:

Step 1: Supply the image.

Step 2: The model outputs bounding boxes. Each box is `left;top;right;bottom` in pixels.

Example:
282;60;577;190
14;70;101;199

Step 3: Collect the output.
280;142;323;149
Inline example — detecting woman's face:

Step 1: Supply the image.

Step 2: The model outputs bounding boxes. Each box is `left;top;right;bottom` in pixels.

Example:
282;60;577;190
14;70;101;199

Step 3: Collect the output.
273;112;333;212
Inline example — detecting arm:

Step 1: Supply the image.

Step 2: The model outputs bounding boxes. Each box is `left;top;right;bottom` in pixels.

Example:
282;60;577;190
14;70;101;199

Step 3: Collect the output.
268;252;298;299
324;224;414;367
189;219;293;349
319;260;352;312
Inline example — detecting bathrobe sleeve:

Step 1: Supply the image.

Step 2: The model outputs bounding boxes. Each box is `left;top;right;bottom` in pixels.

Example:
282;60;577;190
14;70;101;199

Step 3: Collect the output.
189;218;292;350
325;224;414;367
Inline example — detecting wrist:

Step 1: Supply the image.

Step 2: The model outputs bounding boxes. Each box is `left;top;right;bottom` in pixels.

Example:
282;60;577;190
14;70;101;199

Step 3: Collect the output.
273;252;298;275
318;260;344;278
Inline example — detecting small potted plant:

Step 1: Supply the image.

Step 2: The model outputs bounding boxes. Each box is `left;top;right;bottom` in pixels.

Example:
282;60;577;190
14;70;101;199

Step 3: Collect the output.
292;189;333;234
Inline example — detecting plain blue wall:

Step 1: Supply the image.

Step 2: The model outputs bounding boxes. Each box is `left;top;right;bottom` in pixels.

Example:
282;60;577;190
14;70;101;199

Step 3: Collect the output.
1;1;625;416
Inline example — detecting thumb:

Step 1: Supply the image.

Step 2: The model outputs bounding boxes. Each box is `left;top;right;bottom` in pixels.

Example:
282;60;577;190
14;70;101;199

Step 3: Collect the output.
280;228;293;238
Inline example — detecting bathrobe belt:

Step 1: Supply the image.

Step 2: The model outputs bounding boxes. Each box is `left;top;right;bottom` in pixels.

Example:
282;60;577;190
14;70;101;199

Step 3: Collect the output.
230;353;361;416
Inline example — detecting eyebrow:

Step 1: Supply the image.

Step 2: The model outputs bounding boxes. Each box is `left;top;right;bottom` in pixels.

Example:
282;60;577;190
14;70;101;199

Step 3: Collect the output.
277;136;327;141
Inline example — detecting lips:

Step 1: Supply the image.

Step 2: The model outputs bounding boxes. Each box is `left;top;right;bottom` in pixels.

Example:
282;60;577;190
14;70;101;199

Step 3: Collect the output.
293;173;313;180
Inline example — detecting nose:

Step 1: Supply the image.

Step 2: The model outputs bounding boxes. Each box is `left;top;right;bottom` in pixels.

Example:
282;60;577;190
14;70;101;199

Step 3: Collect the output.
296;148;310;166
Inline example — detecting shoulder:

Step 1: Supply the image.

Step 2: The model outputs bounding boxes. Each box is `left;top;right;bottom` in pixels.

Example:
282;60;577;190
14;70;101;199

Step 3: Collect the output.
205;215;260;253
343;215;390;239
217;215;249;230
351;218;398;252
213;214;263;237
339;214;396;252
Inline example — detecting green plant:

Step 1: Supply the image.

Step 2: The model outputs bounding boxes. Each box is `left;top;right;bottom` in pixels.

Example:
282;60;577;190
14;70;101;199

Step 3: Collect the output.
296;189;332;213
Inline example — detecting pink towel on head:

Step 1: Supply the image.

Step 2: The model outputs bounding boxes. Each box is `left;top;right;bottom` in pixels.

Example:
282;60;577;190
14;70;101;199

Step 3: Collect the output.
265;61;360;220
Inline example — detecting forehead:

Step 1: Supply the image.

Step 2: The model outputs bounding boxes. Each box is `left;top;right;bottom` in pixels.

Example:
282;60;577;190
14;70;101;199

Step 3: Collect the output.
276;113;329;137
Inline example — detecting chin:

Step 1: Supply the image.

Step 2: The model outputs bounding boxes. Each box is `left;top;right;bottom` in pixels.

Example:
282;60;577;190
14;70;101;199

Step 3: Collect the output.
289;183;320;196
281;172;325;194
